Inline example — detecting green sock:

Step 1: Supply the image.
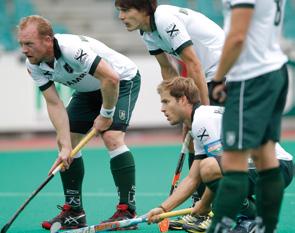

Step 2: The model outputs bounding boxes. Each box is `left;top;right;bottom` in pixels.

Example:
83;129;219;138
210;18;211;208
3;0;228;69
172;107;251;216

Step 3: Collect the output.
206;178;220;193
208;171;249;232
255;167;284;233
111;151;136;212
239;198;256;219
60;157;84;210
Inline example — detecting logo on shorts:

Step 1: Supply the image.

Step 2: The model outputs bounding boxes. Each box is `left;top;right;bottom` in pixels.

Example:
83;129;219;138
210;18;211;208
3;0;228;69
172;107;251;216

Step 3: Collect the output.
119;110;126;120
226;131;236;146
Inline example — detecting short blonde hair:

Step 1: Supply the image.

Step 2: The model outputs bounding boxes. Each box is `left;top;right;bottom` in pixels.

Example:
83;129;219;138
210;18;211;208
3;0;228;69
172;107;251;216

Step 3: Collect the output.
18;15;53;38
157;77;200;105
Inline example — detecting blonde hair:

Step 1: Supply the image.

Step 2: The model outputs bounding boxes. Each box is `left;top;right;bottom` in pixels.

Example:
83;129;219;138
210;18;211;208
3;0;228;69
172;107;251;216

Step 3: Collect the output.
18;15;53;38
157;77;200;105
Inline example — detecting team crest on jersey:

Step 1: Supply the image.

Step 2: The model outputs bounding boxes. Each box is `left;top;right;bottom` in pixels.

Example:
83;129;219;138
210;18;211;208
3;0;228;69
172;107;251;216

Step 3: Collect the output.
226;131;236;146
119;110;126;120
74;48;88;64
166;23;180;39
197;128;210;142
63;63;73;73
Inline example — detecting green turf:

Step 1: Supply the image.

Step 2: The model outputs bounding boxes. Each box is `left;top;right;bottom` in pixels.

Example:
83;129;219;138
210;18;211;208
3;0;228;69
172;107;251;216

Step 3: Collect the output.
0;142;294;232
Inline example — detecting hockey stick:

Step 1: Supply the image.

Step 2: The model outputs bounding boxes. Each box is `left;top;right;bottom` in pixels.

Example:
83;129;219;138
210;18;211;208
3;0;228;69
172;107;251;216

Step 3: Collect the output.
1;128;97;233
53;208;193;233
158;132;191;232
169;132;191;195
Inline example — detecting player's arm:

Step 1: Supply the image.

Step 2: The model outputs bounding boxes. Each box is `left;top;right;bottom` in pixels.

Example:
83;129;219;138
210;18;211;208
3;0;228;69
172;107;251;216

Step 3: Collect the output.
213;6;254;82
155;52;179;80
42;84;72;172
179;45;209;105
92;59;120;132
147;159;202;222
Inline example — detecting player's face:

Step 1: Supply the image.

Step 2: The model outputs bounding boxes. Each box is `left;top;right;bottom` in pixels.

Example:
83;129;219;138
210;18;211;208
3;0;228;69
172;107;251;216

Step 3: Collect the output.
160;90;184;125
18;25;52;64
117;7;149;31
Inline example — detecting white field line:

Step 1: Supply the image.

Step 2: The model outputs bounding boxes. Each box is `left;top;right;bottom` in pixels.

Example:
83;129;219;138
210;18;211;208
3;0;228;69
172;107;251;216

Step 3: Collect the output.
0;192;294;197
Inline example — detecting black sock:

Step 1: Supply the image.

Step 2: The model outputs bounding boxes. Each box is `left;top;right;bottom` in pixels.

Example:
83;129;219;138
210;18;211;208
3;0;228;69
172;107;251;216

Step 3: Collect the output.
111;151;136;212
209;171;249;231
60;157;84;210
255;167;284;233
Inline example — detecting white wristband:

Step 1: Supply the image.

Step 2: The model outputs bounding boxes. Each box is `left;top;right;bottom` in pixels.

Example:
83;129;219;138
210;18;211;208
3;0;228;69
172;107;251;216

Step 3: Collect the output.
100;106;116;118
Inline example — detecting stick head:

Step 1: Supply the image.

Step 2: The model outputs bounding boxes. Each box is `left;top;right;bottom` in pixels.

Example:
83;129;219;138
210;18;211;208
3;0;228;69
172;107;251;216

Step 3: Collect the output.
50;222;61;233
0;224;9;233
158;218;170;232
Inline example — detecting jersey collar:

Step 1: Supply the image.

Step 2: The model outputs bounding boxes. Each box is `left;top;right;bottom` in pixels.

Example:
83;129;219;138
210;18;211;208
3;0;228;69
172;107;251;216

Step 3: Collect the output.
191;102;201;123
53;37;62;60
139;14;157;35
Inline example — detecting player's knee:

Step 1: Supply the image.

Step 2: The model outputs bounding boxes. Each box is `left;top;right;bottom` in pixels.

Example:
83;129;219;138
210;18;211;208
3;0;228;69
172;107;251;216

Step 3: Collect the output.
102;130;125;150
200;158;221;182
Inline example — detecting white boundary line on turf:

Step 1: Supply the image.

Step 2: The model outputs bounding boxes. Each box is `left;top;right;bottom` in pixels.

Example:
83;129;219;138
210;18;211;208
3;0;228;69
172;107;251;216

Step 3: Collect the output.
0;192;295;197
0;192;169;197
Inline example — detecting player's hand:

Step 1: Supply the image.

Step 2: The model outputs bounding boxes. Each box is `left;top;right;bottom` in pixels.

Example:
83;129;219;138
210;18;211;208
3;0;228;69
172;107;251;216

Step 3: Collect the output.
209;79;227;104
191;200;211;216
93;115;113;133
48;147;72;175
147;207;165;223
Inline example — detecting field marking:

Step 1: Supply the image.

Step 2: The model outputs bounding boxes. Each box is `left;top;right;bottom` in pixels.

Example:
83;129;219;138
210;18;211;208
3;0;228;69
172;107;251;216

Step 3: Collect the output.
0;192;294;197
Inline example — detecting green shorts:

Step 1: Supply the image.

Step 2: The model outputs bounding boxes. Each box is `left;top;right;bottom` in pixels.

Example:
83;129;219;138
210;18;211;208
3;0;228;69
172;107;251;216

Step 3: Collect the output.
67;71;141;134
222;64;288;150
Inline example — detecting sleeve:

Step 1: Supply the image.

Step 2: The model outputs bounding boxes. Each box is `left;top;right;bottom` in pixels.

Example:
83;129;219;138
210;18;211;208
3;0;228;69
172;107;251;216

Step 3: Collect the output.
230;0;255;8
191;113;223;157
155;11;193;55
26;60;53;91
64;40;101;76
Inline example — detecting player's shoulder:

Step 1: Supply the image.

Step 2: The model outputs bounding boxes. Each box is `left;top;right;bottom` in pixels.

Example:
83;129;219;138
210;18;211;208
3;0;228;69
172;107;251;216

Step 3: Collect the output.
154;5;177;23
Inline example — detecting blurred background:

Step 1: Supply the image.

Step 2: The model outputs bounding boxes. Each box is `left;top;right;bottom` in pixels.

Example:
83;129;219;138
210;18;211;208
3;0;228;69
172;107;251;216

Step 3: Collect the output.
0;0;295;139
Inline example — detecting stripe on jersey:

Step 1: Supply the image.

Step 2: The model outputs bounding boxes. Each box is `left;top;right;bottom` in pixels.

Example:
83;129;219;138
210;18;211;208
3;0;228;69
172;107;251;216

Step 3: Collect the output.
231;3;254;9
89;56;102;75
39;81;54;91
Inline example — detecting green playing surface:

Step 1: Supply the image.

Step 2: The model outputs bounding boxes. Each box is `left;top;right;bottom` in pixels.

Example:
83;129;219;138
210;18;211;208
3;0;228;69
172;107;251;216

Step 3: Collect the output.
0;142;294;233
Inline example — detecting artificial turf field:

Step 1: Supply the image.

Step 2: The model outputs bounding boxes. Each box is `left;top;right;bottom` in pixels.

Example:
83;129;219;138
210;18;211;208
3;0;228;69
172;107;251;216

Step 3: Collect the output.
0;141;294;233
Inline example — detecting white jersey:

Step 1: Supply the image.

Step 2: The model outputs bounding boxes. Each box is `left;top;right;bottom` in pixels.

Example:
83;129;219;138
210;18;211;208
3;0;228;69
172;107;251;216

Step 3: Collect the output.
191;105;292;161
141;5;225;82
223;0;288;82
26;34;138;92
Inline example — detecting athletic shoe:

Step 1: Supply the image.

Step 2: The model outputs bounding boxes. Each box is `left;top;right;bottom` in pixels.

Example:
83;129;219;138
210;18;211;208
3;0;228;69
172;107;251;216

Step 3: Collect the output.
41;204;86;230
169;212;213;231
212;217;235;233
182;212;213;232
101;204;137;230
231;216;256;233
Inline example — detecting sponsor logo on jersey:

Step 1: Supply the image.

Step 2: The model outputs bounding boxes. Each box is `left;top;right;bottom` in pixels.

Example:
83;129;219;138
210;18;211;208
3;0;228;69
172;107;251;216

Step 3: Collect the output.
63;63;74;73
204;140;223;157
74;48;88;64
61;73;87;86
43;71;53;79
197;128;210;142
166;23;180;39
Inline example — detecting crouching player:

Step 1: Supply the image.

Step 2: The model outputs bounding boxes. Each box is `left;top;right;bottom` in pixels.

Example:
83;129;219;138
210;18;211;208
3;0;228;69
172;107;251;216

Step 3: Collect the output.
147;77;293;233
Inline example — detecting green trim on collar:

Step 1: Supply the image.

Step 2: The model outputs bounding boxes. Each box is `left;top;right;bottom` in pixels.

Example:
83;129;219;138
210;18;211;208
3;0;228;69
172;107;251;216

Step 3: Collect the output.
150;14;157;32
53;38;62;59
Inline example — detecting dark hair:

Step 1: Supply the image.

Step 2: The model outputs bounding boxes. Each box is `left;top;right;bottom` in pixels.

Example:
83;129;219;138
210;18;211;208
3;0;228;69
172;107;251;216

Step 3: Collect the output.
115;0;157;15
157;77;200;105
